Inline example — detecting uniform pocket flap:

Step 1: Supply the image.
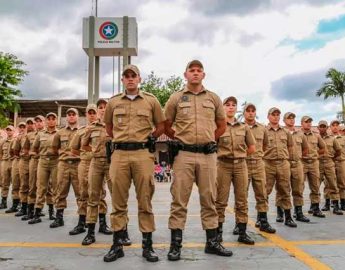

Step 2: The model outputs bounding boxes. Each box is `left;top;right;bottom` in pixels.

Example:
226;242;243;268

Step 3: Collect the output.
114;108;126;115
137;110;150;117
178;102;191;108
90;131;100;138
202;101;215;109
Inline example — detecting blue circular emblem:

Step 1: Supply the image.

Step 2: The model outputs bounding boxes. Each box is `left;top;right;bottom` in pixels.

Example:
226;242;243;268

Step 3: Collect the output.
99;21;118;40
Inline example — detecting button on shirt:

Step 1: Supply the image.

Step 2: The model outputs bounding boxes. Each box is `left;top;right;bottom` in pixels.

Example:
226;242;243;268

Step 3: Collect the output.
164;86;225;145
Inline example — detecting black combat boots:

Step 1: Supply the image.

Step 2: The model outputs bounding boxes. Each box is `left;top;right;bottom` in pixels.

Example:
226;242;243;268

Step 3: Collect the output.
321;199;330;211
237;223;255;245
255;212;260;227
258;212;276;233
232;223;239;235
312;203;326;218
50;209;64;228
82;223;96;245
69;215;86;235
284;209;297;227
48;204;55;220
28;208;42;224
340;199;345;211
122;226;132;246
276;206;284;222
22;203;34;221
15;202;27;217
295;206;310;222
204;229;233;256
167;229;183;261
217;222;223;242
142;232;159;262
0;197;7;209
5;199;20;213
98;213;112;235
103;231;125;262
332;200;343;215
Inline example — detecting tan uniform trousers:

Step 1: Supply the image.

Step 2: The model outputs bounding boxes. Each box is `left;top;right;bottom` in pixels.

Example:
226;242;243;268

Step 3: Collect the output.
216;159;248;224
78;159;107;216
265;160;292;210
289;160;305;206
302;160;321;203
86;158;111;224
11;159;20;200
335;160;345;199
55;160;81;210
169;151;218;231
319;159;339;200
247;159;269;212
35;158;58;209
1;160;12;198
110;149;154;233
19;158;30;203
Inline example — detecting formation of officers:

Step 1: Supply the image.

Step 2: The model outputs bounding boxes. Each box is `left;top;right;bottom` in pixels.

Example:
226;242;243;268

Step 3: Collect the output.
1;60;345;263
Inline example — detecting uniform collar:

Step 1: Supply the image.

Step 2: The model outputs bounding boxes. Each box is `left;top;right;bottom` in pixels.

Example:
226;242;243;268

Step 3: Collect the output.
267;124;282;131
43;128;57;134
182;85;207;95
120;90;144;100
227;118;240;126
66;125;78;131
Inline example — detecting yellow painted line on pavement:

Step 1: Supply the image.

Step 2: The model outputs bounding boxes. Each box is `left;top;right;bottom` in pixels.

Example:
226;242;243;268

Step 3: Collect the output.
0;241;275;249
292;239;345;246
226;208;331;270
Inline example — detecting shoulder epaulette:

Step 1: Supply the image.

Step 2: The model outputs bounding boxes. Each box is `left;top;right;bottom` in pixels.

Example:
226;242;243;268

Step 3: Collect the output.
142;91;155;97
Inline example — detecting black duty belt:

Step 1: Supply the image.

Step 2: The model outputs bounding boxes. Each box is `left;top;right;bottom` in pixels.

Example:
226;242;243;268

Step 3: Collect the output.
178;142;217;154
113;142;148;151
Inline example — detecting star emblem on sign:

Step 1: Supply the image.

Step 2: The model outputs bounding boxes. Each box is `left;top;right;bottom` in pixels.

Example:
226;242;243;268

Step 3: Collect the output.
104;26;113;36
99;21;118;40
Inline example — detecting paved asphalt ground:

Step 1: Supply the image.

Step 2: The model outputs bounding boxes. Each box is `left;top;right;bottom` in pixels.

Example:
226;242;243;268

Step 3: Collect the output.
0;181;344;270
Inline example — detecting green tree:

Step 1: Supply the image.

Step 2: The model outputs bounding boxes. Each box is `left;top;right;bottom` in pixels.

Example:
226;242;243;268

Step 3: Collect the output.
0;52;28;127
141;71;184;107
316;68;345;122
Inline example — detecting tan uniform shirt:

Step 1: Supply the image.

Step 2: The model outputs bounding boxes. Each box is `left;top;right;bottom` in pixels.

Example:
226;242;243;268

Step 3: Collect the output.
52;126;79;161
0;139;12;160
9;139;18;160
320;134;341;159
246;122;268;160
104;91;165;143
23;130;41;159
286;129;308;161
264;124;294;160
164;86;225;145
70;126;93;161
218;120;255;159
33;129;58;157
82;120;111;158
302;130;325;160
333;134;345;161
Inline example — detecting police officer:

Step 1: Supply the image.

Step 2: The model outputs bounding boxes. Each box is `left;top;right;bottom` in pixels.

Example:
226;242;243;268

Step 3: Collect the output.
29;112;58;224
283;112;310;222
329;120;345;211
6;122;26;213
0;125;15;209
318;120;343;215
215;96;256;245
300;116;326;218
103;65;165;263
22;115;46;221
264;107;296;227
243;103;276;233
49;108;81;229
13;118;35;217
164;60;232;261
82;99;113;246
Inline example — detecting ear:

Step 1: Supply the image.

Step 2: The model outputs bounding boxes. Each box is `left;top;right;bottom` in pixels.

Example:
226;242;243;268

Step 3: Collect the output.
138;76;142;83
183;71;187;79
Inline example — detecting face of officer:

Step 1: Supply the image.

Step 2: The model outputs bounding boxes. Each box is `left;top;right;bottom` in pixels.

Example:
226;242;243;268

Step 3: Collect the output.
26;121;35;132
122;70;141;93
318;124;328;135
223;101;237;118
301;120;312;131
330;123;340;134
244;107;256;123
268;111;280;126
66;111;78;125
46;116;57;129
5;128;13;138
87;109;97;123
284;116;295;127
184;65;205;86
35;119;44;130
18;124;26;134
97;102;107;120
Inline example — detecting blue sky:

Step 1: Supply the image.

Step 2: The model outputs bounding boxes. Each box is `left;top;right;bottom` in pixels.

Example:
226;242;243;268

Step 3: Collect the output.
0;0;344;123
